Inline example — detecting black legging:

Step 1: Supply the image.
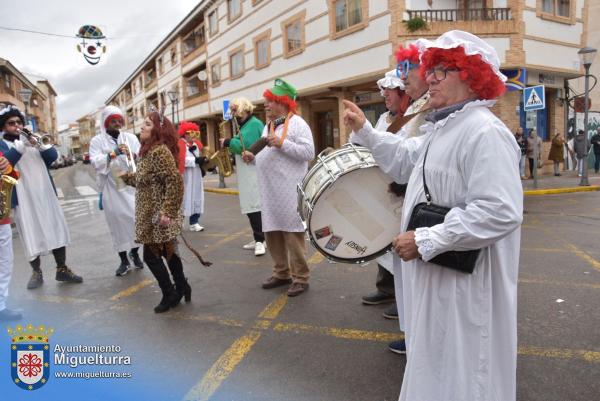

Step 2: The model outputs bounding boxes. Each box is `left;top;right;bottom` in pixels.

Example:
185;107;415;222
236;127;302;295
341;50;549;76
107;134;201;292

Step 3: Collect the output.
29;246;66;271
528;158;535;177
246;211;265;243
143;242;186;292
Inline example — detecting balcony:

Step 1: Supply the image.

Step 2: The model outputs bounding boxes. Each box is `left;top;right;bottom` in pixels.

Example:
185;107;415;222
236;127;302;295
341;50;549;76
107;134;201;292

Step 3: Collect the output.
402;8;516;37
182;25;206;66
183;72;208;108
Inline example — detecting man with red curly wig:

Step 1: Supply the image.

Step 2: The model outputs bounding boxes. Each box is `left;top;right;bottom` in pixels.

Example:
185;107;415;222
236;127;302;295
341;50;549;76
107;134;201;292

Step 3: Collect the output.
243;79;315;297
344;31;522;401
178;121;205;232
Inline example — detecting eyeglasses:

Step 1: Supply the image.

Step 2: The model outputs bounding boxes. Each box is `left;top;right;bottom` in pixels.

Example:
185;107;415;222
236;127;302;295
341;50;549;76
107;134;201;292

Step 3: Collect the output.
395;60;419;79
425;66;458;81
6;120;23;127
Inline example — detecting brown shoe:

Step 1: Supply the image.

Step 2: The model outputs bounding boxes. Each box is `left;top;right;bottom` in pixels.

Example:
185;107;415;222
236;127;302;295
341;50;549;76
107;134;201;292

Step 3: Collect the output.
287;282;309;297
261;276;292;289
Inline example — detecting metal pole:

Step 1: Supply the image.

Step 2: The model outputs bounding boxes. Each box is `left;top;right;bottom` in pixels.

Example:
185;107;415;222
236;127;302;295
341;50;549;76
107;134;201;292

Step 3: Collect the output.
533;134;538;189
563;79;570;171
580;64;591;186
171;102;175;123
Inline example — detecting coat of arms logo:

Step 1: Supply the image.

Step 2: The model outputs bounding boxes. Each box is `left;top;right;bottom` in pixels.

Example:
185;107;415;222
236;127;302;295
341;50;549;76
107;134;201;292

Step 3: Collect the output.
7;324;53;390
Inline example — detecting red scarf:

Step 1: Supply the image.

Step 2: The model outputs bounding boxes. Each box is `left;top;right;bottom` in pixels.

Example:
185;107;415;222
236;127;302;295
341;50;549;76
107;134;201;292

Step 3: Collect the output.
177;138;203;174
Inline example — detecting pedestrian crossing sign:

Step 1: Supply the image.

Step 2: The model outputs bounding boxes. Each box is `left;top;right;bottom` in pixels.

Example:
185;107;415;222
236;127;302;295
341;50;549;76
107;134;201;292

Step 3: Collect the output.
523;85;545;111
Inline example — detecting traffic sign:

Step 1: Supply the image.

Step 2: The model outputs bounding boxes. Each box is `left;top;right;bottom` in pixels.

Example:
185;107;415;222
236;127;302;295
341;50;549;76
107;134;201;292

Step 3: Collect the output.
523;85;545;112
222;100;232;120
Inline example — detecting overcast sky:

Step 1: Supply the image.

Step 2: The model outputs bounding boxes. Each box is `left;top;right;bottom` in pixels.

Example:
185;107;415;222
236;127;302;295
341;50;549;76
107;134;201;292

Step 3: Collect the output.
0;0;200;128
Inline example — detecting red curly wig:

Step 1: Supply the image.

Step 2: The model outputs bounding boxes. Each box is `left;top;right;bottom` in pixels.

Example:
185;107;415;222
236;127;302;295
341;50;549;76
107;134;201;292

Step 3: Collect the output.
420;46;506;100
139;112;180;164
263;89;297;114
178;121;200;137
395;44;420;64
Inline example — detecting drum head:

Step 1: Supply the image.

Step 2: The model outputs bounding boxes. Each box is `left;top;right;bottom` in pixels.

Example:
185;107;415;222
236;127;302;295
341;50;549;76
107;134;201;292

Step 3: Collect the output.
307;166;403;263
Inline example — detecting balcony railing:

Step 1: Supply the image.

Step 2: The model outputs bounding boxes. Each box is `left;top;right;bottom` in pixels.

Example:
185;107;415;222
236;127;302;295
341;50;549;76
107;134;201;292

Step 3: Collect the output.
182;25;206;57
407;8;511;22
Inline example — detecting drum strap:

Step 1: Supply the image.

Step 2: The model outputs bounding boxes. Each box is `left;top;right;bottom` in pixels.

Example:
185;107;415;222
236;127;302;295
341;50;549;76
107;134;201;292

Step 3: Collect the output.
269;112;293;143
387;107;429;134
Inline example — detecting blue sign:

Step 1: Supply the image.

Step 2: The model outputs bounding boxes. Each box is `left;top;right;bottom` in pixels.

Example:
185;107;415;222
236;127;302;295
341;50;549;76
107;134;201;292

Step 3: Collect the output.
222;100;231;121
523;85;545;112
502;68;527;91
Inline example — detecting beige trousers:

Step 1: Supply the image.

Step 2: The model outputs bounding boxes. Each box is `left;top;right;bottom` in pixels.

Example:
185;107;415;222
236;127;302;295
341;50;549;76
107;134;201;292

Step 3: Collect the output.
265;231;309;284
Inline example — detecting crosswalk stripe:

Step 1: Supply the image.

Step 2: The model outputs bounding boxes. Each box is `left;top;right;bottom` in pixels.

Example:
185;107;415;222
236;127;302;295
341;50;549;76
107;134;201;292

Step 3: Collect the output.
56;188;64;198
75;185;98;196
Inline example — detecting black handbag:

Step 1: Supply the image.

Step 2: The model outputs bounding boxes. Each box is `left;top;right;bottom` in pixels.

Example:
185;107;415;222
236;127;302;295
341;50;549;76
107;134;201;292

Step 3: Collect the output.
406;142;480;274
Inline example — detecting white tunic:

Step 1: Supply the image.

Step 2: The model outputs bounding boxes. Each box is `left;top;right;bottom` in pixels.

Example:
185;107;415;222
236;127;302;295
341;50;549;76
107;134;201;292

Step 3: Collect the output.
235;153;261;215
255;114;315;232
182;147;204;217
355;100;522;401
7;143;70;260
89;131;140;252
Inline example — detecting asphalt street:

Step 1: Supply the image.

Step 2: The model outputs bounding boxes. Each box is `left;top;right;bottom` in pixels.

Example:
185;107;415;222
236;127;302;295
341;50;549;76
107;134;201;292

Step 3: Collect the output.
3;163;599;401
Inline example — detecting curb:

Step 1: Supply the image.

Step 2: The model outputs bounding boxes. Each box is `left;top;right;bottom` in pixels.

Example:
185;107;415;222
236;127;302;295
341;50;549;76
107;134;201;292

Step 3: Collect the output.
205;188;239;195
524;185;600;196
206;186;600;197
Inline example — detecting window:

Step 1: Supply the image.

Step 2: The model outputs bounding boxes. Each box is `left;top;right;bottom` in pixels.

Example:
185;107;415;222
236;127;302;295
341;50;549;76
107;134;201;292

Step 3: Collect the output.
228;0;242;22
542;0;570;17
185;68;208;99
254;30;271;69
160;92;166;108
208;9;218;36
157;57;164;75
229;46;245;79
182;26;205;57
328;0;368;39
282;11;306;58
171;47;178;65
210;60;221;86
3;72;11;89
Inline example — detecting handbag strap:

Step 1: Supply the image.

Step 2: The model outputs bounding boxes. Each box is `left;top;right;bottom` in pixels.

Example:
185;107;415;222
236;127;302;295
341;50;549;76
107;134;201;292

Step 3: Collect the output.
422;140;433;204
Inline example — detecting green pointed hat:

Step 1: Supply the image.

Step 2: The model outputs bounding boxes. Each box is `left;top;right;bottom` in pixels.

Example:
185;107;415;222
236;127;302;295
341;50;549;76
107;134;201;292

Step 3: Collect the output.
263;78;297;112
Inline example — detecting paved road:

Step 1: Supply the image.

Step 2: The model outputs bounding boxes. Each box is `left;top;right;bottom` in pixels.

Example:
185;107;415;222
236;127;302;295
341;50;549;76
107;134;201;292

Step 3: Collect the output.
2;163;599;401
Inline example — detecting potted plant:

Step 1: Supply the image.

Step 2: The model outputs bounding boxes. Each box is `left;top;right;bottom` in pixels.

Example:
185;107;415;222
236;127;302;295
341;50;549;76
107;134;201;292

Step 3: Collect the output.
404;16;427;32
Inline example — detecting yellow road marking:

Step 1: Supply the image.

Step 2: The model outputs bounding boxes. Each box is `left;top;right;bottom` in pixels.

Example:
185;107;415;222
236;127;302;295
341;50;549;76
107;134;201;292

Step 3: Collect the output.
183;330;262;401
567;244;600;272
109;279;153;301
519;277;600;290
202;230;249;254
23;295;91;304
257;294;288;320
524;185;600;196
521;247;569;253
307;251;325;265
518;345;600;363
273;322;401;343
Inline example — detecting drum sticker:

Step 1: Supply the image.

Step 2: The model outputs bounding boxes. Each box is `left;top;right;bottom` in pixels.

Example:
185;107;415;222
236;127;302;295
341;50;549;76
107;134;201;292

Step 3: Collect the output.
314;226;332;240
340;154;352;164
345;240;367;256
325;235;343;251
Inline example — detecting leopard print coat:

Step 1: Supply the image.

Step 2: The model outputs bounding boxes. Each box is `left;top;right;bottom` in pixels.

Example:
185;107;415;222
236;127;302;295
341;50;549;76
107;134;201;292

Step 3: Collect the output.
122;144;183;244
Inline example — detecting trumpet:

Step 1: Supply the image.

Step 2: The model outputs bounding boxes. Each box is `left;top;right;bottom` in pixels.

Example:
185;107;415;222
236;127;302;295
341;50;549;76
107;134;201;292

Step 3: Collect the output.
18;128;54;151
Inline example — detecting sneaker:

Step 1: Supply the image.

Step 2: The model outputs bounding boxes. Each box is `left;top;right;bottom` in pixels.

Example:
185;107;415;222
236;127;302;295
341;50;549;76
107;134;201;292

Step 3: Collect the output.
55;266;83;283
388;339;406;355
261;276;292;289
129;251;144;269
190;223;204;232
242;240;256;250
115;263;131;277
0;308;22;321
287;282;309;297
254;242;266;256
361;291;395;305
382;304;398;320
27;270;43;290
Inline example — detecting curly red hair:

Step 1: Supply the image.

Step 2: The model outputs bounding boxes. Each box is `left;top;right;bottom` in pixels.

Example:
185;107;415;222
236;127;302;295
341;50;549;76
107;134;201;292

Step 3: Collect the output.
178;121;200;137
395;44;420;64
263;89;297;114
139;112;180;163
420;46;505;100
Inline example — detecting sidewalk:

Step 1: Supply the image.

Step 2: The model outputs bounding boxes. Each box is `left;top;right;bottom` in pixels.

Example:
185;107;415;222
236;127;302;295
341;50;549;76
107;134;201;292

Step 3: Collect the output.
203;169;600;196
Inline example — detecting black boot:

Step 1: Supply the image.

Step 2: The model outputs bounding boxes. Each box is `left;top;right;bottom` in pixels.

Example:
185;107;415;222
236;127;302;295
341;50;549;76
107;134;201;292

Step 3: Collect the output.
144;246;176;313
166;253;191;306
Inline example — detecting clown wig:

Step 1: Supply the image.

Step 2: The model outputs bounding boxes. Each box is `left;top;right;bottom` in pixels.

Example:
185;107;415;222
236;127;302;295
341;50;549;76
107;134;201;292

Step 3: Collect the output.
263;89;297;114
420;46;506;100
395;43;420;64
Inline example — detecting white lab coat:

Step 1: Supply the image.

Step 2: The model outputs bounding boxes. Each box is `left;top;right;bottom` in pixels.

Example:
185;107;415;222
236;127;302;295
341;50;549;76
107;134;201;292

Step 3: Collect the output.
89;130;140;252
255;114;315;232
355;100;522;401
182;147;204;218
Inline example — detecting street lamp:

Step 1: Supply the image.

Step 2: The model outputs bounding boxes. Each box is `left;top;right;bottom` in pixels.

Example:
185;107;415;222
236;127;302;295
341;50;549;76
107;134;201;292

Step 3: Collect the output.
167;89;179;124
18;88;32;126
578;46;597;186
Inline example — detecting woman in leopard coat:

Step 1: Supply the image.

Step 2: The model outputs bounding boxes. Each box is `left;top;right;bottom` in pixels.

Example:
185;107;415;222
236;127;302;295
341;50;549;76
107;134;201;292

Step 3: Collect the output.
122;112;189;313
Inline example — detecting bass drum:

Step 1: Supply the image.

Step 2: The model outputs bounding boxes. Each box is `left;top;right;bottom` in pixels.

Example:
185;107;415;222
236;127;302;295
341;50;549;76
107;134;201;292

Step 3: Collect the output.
297;144;403;263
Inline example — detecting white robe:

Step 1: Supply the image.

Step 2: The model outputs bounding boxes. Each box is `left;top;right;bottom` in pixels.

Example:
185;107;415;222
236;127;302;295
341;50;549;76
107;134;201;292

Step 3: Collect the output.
6;142;70;260
255;114;315;232
89;131;140;252
235;153;261;215
182;148;204;218
355;100;522;401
